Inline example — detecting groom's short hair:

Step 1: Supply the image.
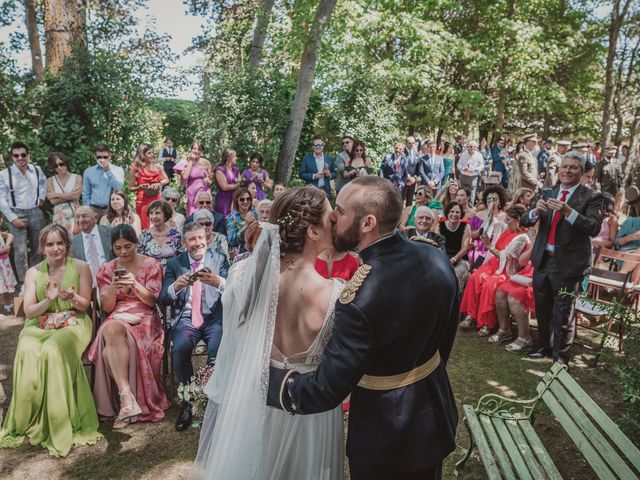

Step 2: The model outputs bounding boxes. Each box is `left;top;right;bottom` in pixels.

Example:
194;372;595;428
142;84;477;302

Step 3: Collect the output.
351;176;403;233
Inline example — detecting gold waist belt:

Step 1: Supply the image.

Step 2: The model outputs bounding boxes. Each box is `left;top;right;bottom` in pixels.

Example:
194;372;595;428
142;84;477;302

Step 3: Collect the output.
357;351;441;391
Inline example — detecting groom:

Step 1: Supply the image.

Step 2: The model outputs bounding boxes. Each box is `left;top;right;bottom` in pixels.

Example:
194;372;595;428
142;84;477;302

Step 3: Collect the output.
267;176;459;479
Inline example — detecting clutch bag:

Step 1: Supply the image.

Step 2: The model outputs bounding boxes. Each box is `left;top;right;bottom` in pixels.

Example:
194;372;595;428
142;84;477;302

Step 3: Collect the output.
112;312;141;325
39;310;78;329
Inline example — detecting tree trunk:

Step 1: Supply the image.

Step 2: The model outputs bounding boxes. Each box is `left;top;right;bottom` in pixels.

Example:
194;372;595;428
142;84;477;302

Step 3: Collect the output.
44;0;86;75
25;0;44;83
275;0;338;184
622;105;639;188
600;0;632;159
248;0;275;70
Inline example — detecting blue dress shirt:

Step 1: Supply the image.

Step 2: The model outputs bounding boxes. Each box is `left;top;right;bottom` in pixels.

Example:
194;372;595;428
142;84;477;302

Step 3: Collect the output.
82;163;125;207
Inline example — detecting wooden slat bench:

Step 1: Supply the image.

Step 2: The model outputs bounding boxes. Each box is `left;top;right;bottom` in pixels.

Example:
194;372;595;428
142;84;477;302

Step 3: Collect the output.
455;363;640;479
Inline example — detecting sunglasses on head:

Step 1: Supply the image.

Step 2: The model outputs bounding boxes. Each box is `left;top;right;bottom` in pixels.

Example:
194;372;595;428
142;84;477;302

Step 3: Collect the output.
198;221;212;227
96;154;109;159
12;153;27;159
198;200;212;205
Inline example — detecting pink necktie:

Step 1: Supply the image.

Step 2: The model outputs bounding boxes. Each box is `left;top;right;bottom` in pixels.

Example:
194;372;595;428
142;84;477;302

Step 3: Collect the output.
191;261;203;329
547;190;569;245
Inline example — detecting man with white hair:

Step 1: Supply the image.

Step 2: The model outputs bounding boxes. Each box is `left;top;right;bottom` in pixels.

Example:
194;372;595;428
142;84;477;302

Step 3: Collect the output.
457;141;484;203
406;206;446;253
185;191;226;236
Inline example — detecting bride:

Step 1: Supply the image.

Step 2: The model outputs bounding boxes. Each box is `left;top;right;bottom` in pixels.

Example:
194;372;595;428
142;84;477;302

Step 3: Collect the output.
192;186;345;479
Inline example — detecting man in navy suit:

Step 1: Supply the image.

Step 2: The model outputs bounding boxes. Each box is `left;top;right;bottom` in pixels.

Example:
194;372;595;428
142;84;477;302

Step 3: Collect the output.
299;137;335;197
160;222;229;431
417;139;445;194
380;142;410;194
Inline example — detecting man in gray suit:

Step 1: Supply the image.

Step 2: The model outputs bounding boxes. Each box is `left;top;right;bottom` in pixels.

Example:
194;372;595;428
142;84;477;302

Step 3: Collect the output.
70;206;113;285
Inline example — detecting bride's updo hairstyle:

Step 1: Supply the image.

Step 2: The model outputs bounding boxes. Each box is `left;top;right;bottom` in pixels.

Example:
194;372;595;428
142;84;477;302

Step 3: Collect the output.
270;186;327;255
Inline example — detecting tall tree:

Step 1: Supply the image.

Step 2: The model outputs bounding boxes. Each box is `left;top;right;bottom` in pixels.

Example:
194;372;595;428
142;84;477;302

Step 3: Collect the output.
25;0;44;82
248;0;275;70
275;0;338;183
44;0;86;74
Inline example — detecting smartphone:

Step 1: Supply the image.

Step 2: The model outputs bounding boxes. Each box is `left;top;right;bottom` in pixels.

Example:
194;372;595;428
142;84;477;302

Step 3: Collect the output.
190;266;211;281
542;188;553;200
114;268;127;277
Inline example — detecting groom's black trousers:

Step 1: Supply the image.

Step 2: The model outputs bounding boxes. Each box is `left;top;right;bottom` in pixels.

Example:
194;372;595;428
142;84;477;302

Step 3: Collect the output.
349;462;442;480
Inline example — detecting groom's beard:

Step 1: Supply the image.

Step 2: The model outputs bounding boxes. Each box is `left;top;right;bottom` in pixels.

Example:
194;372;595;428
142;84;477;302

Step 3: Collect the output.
334;221;360;252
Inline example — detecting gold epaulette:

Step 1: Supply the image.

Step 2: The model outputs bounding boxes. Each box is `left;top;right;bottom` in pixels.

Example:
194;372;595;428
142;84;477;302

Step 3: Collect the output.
339;264;372;304
411;235;438;247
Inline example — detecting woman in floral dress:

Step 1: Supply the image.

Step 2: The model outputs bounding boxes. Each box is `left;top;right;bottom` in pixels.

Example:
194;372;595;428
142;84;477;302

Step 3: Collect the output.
137;200;183;267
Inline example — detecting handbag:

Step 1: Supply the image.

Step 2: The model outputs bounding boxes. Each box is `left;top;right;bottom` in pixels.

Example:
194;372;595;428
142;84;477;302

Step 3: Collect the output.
39;310;78;329
144;186;160;196
481;171;503;185
112;312;141;325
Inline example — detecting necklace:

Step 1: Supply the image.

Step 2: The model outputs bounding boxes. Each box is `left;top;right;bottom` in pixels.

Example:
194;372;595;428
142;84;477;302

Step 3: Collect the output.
445;220;460;232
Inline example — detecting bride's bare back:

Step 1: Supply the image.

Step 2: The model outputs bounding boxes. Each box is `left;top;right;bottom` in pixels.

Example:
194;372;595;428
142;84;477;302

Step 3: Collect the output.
273;262;334;357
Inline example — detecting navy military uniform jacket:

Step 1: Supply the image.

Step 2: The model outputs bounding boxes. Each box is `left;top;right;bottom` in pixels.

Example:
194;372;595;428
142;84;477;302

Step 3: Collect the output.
267;232;459;471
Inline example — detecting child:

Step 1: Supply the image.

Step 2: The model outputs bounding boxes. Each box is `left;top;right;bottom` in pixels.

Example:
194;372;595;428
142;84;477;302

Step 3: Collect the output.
0;230;17;314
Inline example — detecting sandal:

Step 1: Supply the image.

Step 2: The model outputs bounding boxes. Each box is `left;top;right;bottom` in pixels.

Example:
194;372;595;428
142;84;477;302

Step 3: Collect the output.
478;326;492;337
115;387;142;427
459;316;475;330
505;337;533;353
488;329;514;344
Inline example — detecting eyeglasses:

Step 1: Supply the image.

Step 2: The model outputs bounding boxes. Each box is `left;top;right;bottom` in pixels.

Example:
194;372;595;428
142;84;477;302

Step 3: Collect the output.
416;192;425;196
198;200;212;205
12;153;27;159
239;197;251;203
55;162;66;168
198;221;213;227
167;197;179;203
96;154;109;159
313;143;324;148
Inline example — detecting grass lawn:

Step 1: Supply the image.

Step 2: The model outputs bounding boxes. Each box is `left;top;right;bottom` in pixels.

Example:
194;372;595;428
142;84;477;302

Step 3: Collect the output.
0;314;625;479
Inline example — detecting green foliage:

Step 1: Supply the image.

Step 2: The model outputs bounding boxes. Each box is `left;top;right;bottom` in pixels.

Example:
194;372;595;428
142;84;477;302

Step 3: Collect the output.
150;98;199;151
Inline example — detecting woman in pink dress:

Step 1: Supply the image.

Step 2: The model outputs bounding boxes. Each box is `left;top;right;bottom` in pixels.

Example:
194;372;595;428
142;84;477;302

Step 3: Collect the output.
174;141;213;216
214;148;241;216
88;224;169;429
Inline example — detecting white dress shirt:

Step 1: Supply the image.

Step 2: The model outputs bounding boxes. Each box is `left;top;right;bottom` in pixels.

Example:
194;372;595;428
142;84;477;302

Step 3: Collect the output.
457;151;484;176
0;164;47;222
82;225;107;264
315;154;326;187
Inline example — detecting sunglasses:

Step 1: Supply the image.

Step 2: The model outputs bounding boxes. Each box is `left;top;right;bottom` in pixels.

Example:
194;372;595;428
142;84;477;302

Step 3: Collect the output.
167;197;179;203
313;143;324;148
355;148;364;152
198;221;213;227
55;162;66;168
486;196;498;202
341;140;351;145
239;197;251;203
96;154;109;159
12;153;27;158
198;200;212;205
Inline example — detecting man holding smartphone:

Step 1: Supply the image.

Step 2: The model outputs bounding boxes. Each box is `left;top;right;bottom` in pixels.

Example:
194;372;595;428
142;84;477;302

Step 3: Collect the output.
521;151;603;364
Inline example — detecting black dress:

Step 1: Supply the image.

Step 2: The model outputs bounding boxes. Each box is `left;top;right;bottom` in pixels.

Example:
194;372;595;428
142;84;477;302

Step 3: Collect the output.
439;220;465;258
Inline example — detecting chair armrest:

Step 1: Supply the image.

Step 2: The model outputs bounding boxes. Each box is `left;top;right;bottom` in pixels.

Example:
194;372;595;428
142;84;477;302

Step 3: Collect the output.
476;392;542;420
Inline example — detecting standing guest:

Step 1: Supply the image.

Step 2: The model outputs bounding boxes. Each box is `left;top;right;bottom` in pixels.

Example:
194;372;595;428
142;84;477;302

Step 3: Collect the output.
159;137;179;183
82;144;125;221
585;143;597;167
457;141;484;203
193;208;230;263
174;140;213;217
299;137;336;198
511;188;534;208
273;182;287;198
343;140;374;184
510;134;541;195
185;191;227;236
335;135;354;193
399;185;432;230
455;187;475;220
522;151;603;364
226;188;257;254
99;190;142;237
315;248;360;281
0;229;16;314
89;224;169;428
490;137;510;188
257;199;273;222
437;201;472;288
592;193;617;249
163;187;186;231
441;141;455;181
581;161;596;189
618;145;629;164
596;145;623;196
213;148;240;216
160;222;229;431
0;142;47;286
137;200;183;267
418;139;445;195
71;206;113;286
435;179;460;211
241;152;273;201
479;137;491;171
380;142;410;195
129;143;169;229
403;136;420;207
406;206;447;253
545;140;569;188
46;152;82;235
537;139;553;181
0;224;102;456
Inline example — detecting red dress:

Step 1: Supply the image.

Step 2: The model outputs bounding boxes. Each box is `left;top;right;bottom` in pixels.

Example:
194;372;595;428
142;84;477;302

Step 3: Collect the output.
89;257;169;422
134;166;164;229
498;263;535;312
315;253;359;281
460;230;520;329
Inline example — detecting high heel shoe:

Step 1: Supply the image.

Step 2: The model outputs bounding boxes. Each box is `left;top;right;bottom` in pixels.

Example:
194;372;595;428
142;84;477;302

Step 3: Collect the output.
114;387;142;429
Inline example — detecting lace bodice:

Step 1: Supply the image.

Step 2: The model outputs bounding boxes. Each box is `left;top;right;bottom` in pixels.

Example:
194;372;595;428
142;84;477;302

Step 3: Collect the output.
270;279;344;373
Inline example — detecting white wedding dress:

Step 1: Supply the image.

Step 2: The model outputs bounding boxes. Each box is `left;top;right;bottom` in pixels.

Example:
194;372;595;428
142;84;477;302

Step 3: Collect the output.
191;223;344;480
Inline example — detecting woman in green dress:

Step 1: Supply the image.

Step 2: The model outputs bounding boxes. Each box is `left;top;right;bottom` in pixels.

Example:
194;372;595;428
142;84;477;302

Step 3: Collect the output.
0;224;102;457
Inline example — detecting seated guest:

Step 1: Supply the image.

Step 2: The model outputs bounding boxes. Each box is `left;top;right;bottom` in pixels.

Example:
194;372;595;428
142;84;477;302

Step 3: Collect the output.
256;199;272;222
399;185;431;230
455;187;475;220
315;247;360;281
496;262;535;352
592;192;617;249
467;185;508;269
193;208;230;263
160;222;229;431
511;187;534;208
406;206;446;253
88;224;168;429
226;188;257;255
435;179;460;211
163;187;186;231
71;206;113;285
459;205;530;336
0;224;102;456
273;183;287;198
184;191;226;236
137;200;183;267
437;201;472;288
247;181;260;209
232;221;263;264
99;190;142;236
